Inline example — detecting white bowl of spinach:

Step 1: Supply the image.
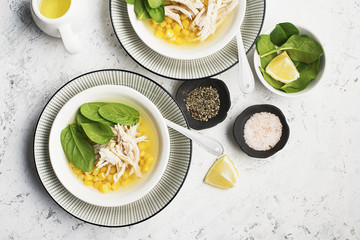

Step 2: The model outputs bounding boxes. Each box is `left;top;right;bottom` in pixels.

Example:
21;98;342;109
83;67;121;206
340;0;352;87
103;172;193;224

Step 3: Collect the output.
48;85;170;207
253;23;326;97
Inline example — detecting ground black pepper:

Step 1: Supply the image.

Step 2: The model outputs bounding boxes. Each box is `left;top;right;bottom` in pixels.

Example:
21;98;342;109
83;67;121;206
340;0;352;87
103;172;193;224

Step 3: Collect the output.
185;86;220;122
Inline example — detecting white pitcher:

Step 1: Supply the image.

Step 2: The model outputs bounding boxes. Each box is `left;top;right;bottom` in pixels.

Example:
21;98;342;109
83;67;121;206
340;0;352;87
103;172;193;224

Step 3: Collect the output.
31;0;88;54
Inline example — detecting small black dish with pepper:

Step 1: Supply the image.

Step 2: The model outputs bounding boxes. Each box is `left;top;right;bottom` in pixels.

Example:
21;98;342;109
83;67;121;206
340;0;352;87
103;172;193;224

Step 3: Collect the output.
176;78;231;130
233;104;290;158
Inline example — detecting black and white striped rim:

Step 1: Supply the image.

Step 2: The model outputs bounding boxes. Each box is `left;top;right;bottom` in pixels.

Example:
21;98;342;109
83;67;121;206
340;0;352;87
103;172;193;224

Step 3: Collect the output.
110;0;265;80
33;69;192;227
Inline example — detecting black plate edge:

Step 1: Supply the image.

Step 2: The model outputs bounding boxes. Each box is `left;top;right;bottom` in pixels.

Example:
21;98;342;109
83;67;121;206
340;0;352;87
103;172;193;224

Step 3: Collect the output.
32;69;193;228
109;0;266;80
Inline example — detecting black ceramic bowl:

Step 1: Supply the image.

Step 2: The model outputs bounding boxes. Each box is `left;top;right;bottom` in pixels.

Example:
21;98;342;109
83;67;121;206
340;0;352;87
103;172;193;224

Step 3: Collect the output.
176;78;231;130
233;104;290;158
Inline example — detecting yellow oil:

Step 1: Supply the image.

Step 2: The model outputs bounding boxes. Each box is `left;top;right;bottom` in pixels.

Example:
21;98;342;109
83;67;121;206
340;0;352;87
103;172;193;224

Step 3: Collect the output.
40;0;71;19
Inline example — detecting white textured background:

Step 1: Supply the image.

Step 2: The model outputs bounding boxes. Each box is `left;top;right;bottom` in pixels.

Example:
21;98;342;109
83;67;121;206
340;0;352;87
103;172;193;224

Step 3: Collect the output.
1;0;360;239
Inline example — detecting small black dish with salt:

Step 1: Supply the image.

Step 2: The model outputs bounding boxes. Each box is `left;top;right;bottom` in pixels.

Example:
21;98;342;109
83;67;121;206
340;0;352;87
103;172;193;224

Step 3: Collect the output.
175;78;231;130
233;104;290;158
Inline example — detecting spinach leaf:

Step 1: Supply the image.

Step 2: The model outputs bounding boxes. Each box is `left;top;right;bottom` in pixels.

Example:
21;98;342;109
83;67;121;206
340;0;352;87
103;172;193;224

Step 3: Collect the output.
60;124;95;172
147;0;164;9
292;60;301;68
259;67;284;90
260;35;324;63
125;0;135;4
81;123;114;144
99;103;140;126
256;34;277;68
76;111;95;124
144;0;164;23
270;22;299;46
80;102;114;126
135;0;151;20
281;60;320;93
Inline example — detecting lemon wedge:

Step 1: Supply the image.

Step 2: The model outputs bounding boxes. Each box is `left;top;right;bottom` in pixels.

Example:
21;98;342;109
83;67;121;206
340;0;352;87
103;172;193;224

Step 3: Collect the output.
204;154;239;189
265;51;300;83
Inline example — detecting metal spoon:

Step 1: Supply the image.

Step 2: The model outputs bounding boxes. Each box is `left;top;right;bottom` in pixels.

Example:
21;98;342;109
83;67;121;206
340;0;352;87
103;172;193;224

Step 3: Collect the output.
164;119;224;156
236;30;255;94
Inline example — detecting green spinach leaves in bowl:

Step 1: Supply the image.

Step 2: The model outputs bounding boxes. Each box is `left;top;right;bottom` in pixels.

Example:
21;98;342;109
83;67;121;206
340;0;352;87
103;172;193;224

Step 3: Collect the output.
61;102;140;172
254;22;325;95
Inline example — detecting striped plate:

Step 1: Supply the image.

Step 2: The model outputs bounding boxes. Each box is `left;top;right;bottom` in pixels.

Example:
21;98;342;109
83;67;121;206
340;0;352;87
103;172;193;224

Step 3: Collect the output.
33;69;192;227
110;0;265;80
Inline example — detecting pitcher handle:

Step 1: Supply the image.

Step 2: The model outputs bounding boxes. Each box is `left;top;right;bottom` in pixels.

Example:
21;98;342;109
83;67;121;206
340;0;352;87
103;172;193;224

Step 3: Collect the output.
58;24;82;55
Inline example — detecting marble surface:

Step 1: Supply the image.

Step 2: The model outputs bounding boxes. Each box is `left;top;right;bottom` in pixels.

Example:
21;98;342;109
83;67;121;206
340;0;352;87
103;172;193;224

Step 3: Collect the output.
1;0;360;239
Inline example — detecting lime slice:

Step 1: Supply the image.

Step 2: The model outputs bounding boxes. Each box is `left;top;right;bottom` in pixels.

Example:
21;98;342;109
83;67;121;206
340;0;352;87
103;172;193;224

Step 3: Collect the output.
266;51;300;83
204;154;239;189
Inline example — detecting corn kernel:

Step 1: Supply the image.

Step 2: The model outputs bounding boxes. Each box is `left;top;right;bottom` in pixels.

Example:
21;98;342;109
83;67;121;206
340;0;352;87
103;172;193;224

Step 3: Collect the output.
180;14;187;20
78;174;85;181
190;32;196;39
137;125;145;133
93;176;100;182
92;168;100;176
175;38;183;45
160;22;166;28
155;30;164;38
83;180;93;186
111;183;119;191
147;156;154;164
99;183;109;193
94;181;101;189
173;23;182;32
143;165;150;172
84;175;93;181
182;19;190;29
181;29;190;36
140;151;146;158
98;172;106;180
100;166;107;172
110;166;116;174
138;142;148;150
157;26;164;32
122;172;129;179
139;159;145;166
106;174;114;183
144;153;151;159
166;29;175;38
73;168;81;175
165;17;173;24
166;24;171;29
121;179;131;186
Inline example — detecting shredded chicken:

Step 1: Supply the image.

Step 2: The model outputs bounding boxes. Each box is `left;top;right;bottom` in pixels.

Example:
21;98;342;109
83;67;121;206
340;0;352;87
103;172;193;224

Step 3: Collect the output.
169;0;203;15
165;5;195;20
165;7;184;28
164;0;240;41
94;123;147;184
